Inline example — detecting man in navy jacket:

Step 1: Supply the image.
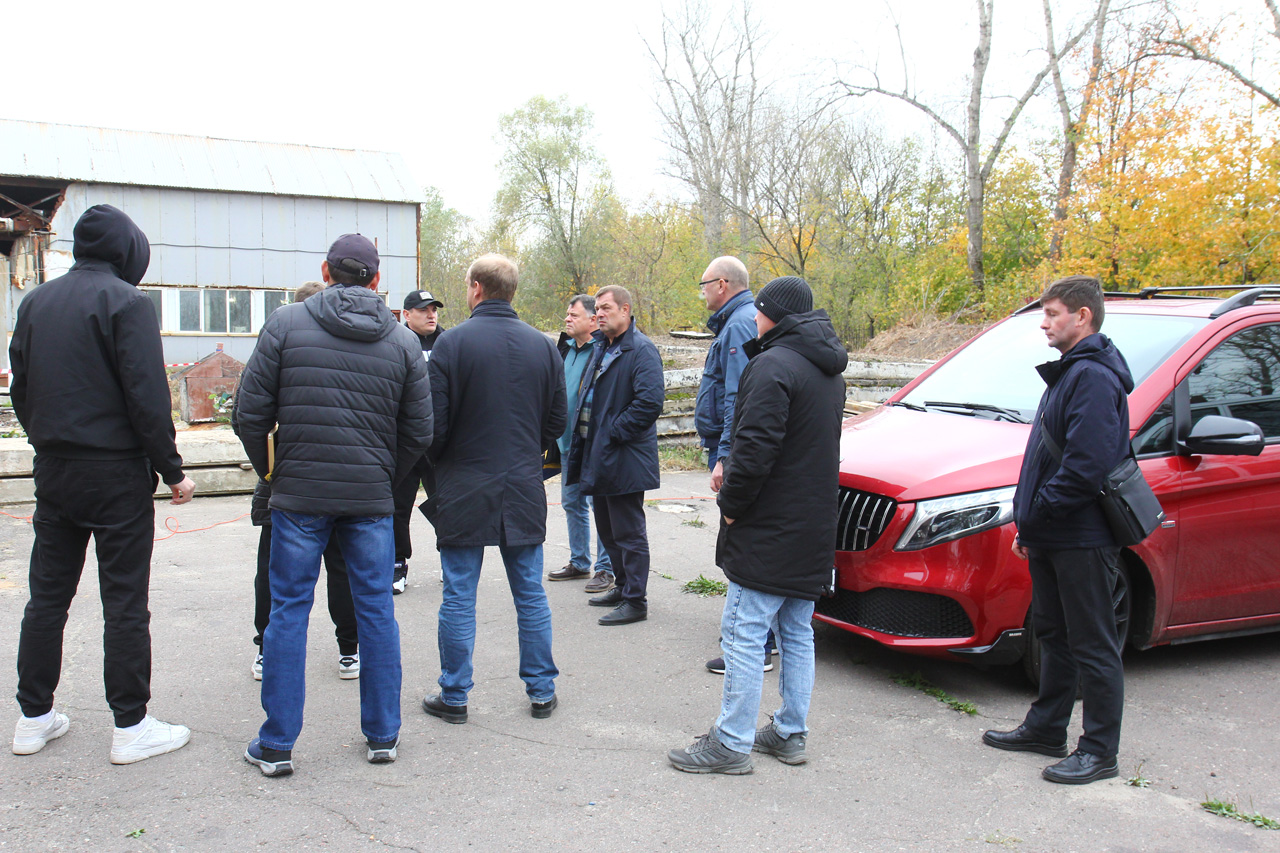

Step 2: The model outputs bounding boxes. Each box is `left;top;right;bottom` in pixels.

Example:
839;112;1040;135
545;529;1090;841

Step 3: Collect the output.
984;275;1133;785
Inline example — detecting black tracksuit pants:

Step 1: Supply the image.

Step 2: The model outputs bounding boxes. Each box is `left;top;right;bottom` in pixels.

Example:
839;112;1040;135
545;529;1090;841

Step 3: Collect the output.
17;457;156;728
392;456;435;563
593;491;650;605
253;525;357;656
1024;546;1124;758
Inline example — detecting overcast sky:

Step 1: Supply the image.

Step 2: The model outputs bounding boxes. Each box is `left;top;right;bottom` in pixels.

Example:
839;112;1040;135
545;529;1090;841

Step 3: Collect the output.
8;0;1233;222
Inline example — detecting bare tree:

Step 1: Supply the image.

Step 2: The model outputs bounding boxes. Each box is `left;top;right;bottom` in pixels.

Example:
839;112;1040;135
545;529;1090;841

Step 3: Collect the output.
646;0;765;255
840;0;1100;294
1147;0;1280;107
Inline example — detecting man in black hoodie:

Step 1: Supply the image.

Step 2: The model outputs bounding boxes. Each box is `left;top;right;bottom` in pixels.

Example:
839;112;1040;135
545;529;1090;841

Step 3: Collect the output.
984;275;1132;785
669;276;848;775
9;204;195;765
235;234;431;776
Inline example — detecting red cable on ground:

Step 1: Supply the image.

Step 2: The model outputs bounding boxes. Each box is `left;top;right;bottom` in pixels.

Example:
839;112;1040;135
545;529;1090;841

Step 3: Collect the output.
153;512;249;542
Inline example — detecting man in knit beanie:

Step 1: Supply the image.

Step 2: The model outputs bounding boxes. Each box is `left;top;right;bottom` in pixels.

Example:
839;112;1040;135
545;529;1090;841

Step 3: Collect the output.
669;276;848;774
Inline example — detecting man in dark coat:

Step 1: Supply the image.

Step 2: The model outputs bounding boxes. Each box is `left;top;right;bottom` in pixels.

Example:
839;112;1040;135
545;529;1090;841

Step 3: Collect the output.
984;275;1132;785
391;289;446;593
236;233;432;776
9;204;195;765
564;285;664;626
421;254;566;723
669;276;848;775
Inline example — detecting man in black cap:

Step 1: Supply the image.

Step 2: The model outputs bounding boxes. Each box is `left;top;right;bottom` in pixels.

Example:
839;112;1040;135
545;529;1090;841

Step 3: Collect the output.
392;290;447;593
10;204;195;765
669;276;848;774
236;233;431;776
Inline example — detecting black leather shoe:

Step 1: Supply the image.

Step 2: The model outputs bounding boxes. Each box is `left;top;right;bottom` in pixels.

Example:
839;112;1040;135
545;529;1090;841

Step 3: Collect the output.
421;693;467;724
598;601;648;626
982;725;1069;757
531;695;558;719
588;588;623;607
1042;750;1119;784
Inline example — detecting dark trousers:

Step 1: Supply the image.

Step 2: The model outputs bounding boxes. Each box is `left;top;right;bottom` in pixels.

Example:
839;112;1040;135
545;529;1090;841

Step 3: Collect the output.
392;457;435;562
1024;546;1124;758
593;491;650;605
17;457;156;728
254;525;357;656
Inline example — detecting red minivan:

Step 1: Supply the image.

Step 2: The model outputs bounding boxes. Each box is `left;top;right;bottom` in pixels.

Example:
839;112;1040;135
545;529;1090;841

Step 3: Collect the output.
818;288;1280;681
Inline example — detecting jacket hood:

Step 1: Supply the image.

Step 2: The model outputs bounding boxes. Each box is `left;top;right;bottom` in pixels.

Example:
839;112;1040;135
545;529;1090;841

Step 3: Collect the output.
747;309;849;376
1036;333;1134;393
71;204;151;285
305;284;399;342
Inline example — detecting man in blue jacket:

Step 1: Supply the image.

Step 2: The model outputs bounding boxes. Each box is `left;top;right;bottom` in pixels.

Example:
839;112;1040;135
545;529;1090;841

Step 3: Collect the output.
984;275;1132;785
564;286;664;626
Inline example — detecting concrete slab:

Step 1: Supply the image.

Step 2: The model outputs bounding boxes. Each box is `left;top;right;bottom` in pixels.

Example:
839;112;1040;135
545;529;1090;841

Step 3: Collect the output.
0;470;1276;851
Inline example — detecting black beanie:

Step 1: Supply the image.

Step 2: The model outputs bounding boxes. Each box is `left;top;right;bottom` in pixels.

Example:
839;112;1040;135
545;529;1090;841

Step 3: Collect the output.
755;276;813;322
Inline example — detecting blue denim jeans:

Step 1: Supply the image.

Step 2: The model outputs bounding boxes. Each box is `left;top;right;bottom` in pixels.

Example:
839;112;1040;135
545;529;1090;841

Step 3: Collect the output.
438;544;558;706
561;479;611;572
259;511;401;750
715;580;815;754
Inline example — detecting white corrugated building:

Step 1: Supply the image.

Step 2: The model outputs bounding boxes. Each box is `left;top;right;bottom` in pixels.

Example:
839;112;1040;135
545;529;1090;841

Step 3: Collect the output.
0;119;422;366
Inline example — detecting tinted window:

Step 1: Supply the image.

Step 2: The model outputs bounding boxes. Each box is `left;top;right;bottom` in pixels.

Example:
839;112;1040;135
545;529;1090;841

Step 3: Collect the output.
1189;324;1280;438
1134;394;1174;456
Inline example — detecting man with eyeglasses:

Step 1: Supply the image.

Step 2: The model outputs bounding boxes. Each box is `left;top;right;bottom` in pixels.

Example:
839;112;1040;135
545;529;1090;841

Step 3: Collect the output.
694;257;775;674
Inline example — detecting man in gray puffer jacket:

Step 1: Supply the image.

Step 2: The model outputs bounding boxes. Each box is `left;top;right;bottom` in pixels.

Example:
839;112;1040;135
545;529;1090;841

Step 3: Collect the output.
235;234;432;776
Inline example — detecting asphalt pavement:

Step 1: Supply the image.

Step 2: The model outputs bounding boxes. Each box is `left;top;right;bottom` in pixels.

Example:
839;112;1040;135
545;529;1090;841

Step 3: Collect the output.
0;469;1277;852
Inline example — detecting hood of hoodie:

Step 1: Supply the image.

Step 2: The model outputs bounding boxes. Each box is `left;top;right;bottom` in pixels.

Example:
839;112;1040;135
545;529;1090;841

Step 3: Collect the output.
746;309;849;376
306;283;399;342
1035;332;1135;393
71;204;151;285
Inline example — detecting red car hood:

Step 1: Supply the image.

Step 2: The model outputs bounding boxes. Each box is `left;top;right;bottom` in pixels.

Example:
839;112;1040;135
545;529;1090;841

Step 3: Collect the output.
839;405;1029;502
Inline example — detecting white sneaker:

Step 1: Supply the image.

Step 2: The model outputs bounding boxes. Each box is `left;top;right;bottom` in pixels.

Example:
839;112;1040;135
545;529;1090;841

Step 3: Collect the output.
13;710;70;755
110;715;191;765
252;653;264;681
338;653;361;680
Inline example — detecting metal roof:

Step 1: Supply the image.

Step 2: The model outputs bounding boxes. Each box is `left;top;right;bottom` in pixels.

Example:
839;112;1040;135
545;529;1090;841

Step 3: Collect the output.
0;119;422;204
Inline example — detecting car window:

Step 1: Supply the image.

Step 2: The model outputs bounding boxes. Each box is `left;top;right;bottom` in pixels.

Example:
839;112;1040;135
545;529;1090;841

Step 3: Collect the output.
901;312;1207;419
1134;393;1174;456
1188;323;1280;438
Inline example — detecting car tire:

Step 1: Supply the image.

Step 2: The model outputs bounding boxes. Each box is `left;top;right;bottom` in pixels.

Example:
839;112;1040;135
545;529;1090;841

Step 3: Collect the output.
1022;561;1132;688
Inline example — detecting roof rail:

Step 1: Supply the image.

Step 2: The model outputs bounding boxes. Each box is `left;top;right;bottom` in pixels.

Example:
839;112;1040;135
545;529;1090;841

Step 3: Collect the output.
1209;286;1280;318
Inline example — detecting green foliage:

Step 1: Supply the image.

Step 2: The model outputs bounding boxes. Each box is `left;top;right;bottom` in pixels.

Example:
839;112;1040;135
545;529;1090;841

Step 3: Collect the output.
682;574;728;596
1201;799;1280;830
891;671;978;715
418;187;479;317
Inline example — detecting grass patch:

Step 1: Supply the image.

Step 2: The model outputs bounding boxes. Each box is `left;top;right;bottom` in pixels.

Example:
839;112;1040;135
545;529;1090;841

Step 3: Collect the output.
891;671;977;715
1126;761;1151;788
682;574;728;596
659;444;706;472
1201;799;1280;830
682;516;707;528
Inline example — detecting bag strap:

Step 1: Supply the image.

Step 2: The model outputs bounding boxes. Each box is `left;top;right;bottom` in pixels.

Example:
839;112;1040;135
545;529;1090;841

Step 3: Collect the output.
1038;416;1063;464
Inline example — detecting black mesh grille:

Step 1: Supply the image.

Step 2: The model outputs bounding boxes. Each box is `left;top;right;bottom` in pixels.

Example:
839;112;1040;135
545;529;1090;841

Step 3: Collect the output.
836;487;897;551
815;588;974;639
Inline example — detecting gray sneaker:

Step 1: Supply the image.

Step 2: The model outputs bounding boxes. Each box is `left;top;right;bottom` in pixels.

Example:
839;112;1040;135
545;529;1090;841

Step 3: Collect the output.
753;722;807;765
583;571;615;594
668;727;753;775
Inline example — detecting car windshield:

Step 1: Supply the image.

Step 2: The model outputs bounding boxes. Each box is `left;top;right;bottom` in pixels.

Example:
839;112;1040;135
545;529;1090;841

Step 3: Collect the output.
899;312;1208;421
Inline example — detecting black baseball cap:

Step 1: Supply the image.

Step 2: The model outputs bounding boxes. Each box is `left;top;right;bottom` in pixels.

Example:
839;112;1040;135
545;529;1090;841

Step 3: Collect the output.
404;290;445;310
326;233;380;279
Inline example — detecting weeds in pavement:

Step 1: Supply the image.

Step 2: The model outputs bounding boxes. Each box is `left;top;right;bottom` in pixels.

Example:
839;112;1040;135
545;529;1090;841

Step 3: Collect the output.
682;516;707;528
126;829;146;839
1126;762;1151;788
1201;799;1280;829
659;445;705;471
891;671;977;715
982;833;1021;847
682;575;728;596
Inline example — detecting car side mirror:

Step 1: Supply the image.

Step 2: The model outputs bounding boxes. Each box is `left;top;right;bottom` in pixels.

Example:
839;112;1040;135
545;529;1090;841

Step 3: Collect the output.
1179;415;1266;457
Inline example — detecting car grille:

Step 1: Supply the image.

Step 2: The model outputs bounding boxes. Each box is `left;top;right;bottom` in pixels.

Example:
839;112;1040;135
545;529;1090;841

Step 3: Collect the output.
815;588;974;639
836;487;897;551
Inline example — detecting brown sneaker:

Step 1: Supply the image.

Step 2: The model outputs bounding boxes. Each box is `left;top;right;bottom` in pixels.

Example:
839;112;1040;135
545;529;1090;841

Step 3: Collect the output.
583;571;615;594
548;564;592;581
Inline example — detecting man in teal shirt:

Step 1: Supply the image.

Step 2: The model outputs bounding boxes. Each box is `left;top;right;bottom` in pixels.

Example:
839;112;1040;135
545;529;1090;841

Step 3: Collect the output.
548;295;614;591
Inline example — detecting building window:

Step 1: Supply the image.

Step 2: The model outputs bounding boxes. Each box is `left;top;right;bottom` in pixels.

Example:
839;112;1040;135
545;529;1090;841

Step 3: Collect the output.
203;290;228;333
141;289;163;324
179;290;201;331
264;290;288;317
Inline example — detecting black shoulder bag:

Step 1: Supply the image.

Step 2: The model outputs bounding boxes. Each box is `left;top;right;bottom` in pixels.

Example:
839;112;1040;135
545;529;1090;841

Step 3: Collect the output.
1038;420;1165;547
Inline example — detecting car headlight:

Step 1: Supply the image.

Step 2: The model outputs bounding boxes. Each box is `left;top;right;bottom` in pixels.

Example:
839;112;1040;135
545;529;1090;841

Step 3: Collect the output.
895;486;1016;552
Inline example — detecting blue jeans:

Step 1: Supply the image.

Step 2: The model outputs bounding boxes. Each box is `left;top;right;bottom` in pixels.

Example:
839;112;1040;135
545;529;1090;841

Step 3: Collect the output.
438;544;558;705
561;479;611;572
715;581;815;754
259;511;401;750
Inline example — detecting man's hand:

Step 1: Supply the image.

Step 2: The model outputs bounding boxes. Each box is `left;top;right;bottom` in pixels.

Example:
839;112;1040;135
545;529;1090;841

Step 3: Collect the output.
1011;539;1028;561
170;476;195;505
710;459;725;493
724;516;735;525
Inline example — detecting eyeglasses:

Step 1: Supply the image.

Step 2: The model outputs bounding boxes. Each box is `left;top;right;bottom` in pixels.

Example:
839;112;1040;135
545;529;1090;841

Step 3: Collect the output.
698;277;724;290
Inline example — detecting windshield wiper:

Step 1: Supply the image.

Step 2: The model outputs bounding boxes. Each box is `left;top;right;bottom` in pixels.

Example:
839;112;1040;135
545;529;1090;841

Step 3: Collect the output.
890;400;927;412
922;401;1030;424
